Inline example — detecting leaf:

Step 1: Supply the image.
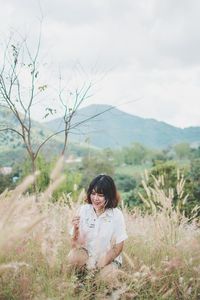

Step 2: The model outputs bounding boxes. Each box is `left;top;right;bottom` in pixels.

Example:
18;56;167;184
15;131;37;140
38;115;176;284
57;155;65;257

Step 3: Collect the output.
38;85;48;92
43;107;57;119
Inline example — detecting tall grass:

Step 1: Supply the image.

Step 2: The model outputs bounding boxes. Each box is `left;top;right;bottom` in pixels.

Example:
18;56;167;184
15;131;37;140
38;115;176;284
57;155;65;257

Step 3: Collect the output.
0;167;199;299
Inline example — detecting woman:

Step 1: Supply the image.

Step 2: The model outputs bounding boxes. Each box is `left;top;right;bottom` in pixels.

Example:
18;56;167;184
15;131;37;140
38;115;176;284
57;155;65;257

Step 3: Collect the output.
68;174;128;271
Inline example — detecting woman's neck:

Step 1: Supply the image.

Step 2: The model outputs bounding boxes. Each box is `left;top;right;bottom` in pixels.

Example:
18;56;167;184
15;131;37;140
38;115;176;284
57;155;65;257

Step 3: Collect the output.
93;207;105;216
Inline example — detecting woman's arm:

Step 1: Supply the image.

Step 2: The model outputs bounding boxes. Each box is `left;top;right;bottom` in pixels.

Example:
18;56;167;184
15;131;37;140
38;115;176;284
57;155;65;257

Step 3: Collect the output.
96;241;124;268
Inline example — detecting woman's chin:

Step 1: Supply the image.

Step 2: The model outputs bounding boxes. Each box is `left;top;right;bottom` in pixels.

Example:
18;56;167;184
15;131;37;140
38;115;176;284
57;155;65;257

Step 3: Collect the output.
93;204;104;212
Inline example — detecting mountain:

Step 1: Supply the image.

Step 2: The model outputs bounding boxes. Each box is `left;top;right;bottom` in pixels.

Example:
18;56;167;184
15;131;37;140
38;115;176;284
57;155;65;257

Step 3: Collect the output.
44;104;200;149
1;104;199;166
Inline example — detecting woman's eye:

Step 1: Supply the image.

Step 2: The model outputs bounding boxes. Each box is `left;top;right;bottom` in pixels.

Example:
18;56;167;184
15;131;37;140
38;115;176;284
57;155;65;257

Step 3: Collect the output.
91;192;104;198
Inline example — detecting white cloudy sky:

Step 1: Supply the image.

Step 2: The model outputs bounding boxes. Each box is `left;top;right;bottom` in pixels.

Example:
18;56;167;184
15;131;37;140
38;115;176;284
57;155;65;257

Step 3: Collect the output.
0;0;200;128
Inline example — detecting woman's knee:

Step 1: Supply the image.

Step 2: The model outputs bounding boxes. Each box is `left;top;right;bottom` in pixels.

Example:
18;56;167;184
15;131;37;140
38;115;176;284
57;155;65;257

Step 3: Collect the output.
67;247;88;268
96;264;121;287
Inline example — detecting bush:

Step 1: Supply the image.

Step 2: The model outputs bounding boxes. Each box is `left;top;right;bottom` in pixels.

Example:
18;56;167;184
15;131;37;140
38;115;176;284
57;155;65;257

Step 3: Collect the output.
0;173;14;193
114;173;136;192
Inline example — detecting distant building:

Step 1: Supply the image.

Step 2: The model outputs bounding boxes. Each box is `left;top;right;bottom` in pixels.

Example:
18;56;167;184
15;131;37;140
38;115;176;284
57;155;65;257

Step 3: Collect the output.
65;155;82;164
0;167;13;175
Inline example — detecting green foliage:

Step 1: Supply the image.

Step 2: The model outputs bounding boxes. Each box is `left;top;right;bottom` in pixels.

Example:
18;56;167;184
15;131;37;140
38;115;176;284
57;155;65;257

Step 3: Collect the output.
151;148;173;165
124;143;147;165
36;156;50;192
79;155;114;188
52;171;82;200
122;190;143;208
138;171;189;217
136;160;200;217
150;160;181;189
0;149;26;167
184;158;200;216
137;161;178;212
173;142;191;160
190;146;200;159
190;158;200;183
112;149;125;166
0;173;14;193
113;173;140;208
21;155;50;192
114;173;136;192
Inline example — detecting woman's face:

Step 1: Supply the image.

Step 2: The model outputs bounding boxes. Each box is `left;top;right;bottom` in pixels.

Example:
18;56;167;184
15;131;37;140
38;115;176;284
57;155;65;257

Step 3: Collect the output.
90;190;106;212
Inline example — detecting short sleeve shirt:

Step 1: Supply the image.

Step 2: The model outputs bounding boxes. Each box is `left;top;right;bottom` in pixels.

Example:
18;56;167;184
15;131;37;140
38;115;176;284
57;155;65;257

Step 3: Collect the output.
78;204;128;265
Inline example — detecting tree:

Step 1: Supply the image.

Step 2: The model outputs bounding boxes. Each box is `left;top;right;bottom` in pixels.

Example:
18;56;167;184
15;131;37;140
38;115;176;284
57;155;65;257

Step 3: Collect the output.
184;158;200;216
0;30;113;192
0;27;141;197
174;143;191;160
114;173;136;192
0;173;14;194
0;31;51;185
21;154;50;193
55;74;92;155
137;160;200;217
124;143;147;165
190;146;200;160
79;155;115;188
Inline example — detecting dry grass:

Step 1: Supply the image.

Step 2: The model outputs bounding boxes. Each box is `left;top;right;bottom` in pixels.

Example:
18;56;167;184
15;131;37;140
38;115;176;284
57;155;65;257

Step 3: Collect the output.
0;167;199;299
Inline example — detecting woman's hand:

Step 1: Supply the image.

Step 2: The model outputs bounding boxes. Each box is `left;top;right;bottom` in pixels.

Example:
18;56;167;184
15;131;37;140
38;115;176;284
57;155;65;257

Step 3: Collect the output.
71;216;80;247
96;255;107;269
96;242;124;269
72;216;80;231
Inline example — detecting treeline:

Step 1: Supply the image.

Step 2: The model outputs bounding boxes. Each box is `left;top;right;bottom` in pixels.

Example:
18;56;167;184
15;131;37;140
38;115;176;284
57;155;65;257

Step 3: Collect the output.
0;142;200;216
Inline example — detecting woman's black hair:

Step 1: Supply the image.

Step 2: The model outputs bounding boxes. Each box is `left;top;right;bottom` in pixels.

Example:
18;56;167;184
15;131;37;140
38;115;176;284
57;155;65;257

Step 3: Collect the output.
86;174;119;208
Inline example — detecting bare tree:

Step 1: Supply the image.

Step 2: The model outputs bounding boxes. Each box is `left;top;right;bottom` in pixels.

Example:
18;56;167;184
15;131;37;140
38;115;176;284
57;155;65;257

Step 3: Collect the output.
58;75;93;155
34;83;118;159
0;31;114;193
0;32;92;192
0;24;141;196
0;33;44;177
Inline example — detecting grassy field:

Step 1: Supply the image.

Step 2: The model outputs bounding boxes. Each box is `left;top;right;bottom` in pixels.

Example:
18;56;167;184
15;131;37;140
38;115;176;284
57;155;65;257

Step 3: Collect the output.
0;162;200;299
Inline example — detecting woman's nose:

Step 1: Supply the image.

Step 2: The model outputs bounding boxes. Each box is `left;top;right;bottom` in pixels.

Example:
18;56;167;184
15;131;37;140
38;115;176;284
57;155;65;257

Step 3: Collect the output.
93;193;98;200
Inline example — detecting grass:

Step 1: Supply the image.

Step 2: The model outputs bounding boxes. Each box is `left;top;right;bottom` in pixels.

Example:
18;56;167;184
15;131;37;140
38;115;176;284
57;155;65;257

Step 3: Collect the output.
0;163;199;299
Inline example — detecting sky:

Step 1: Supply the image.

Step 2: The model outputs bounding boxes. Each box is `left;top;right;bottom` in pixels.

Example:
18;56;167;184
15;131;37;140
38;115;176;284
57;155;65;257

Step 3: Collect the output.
0;0;200;128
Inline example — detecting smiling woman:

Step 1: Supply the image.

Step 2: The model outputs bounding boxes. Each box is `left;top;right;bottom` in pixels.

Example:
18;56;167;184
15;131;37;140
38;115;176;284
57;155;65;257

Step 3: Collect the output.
67;174;128;271
90;190;106;214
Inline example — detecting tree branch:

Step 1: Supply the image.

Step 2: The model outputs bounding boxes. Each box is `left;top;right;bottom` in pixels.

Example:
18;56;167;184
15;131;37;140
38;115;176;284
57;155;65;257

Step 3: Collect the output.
0;127;23;138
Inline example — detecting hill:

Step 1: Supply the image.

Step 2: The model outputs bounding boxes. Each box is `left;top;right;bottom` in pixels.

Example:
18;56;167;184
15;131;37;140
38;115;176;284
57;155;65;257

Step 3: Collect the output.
0;108;97;166
44;104;200;149
1;104;199;166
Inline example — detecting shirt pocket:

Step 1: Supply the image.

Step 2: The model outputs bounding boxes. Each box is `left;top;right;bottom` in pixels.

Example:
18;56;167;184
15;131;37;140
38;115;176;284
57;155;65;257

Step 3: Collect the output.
81;217;96;241
98;219;113;240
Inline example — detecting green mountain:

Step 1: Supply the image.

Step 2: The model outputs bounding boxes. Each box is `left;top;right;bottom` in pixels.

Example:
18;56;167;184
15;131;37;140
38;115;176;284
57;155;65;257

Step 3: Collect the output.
1;104;199;166
44;104;200;149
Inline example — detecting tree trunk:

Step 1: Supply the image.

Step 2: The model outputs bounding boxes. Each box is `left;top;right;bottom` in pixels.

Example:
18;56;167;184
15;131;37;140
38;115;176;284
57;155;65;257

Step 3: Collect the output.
31;156;37;196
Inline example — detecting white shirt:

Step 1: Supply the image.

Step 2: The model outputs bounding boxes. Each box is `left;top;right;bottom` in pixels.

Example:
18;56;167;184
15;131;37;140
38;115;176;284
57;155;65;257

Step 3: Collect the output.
78;204;128;267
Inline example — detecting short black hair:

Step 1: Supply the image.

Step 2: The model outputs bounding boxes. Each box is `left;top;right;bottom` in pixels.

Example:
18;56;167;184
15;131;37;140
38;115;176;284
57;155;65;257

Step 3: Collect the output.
86;174;119;208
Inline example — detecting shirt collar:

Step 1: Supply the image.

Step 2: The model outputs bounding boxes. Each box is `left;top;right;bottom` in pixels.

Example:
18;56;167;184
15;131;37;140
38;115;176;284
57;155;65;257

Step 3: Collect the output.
89;204;114;218
104;208;114;217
